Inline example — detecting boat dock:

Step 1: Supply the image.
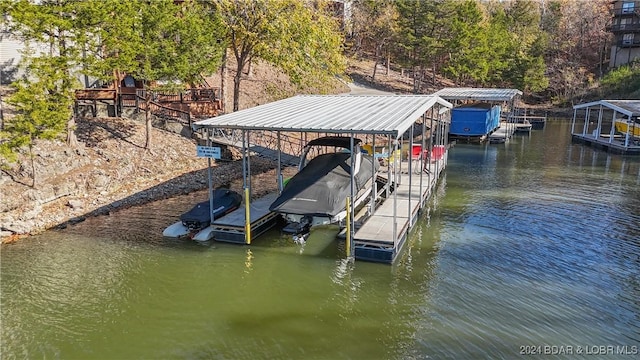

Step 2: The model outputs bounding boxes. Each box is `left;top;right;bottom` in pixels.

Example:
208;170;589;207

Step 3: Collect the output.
571;100;640;155
433;87;524;143
510;115;546;130
510;106;547;130
189;94;453;264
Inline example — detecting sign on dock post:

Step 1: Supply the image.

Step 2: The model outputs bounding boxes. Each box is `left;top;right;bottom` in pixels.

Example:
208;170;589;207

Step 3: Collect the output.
196;145;222;159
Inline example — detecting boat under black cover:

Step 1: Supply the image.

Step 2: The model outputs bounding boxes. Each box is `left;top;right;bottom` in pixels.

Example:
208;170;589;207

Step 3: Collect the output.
180;189;242;231
269;149;377;219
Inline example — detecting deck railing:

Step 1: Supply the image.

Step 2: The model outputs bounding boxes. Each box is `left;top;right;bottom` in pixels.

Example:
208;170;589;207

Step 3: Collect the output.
609;23;640;32
135;92;191;127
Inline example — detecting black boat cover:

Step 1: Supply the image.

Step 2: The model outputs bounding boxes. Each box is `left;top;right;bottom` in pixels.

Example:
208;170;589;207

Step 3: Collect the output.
180;189;242;230
269;152;378;218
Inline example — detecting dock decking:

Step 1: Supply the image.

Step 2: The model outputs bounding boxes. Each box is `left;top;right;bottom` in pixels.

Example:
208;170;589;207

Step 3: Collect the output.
571;134;640;155
354;159;444;263
511;115;546;130
488;122;516;143
192;193;280;242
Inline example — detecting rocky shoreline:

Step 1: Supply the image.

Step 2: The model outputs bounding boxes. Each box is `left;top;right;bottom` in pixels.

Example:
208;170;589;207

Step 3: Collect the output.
0;116;289;243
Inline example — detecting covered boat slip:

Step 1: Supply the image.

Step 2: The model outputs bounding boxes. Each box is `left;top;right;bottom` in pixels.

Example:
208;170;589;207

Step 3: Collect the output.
192;95;453;263
571;100;640;155
433;87;523;142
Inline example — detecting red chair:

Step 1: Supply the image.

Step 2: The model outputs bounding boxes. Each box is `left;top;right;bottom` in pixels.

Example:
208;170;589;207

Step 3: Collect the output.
431;145;445;161
410;145;429;174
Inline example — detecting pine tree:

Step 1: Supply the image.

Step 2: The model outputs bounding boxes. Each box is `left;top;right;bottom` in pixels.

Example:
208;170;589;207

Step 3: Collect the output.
91;0;226;149
1;55;76;186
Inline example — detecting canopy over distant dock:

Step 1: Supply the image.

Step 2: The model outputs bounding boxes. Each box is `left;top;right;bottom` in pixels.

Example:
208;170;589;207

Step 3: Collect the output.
433;87;522;102
571;99;640;154
573;100;640;119
433;87;523;142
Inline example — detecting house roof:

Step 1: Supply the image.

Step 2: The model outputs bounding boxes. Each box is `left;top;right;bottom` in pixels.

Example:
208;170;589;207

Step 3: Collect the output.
193;95;452;138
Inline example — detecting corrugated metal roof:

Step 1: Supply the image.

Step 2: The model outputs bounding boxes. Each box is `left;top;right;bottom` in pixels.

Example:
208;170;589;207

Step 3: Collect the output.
193;95;452;137
433;87;522;102
573;100;640;118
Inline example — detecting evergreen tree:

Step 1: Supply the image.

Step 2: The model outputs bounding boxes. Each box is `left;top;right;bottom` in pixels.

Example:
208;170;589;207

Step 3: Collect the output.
1;55;76;185
3;0;98;151
91;0;226;149
394;0;447;92
484;6;513;86
443;0;489;86
502;0;549;93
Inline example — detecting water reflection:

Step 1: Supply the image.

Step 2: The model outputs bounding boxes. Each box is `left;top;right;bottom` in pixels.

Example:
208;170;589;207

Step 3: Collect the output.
2;121;640;358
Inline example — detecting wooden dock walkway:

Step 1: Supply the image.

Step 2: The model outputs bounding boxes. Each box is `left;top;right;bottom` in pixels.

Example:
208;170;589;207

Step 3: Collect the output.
353;158;444;263
511;115;546;129
488;122;516;143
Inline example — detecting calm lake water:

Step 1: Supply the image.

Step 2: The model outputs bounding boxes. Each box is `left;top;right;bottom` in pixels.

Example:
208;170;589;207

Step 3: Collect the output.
2;120;640;359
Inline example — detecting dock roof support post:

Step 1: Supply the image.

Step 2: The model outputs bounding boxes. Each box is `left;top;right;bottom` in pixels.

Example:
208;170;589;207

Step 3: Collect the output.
429;109;435;191
596;104;604;138
408;123;413;227
609;111;617;144
277;131;283;193
392;137;398;249
242;129;247;189
571;108;577;134
386;135;392;198
349;133;356;259
625;114;631;148
582;106;590;136
369;134;376;216
439;108;444;174
247;130;252;200
420;113;426;205
207;128;215;225
241;129;252;245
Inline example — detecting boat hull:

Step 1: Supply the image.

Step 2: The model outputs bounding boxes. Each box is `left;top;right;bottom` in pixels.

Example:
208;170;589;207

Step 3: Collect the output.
163;189;242;238
162;221;190;238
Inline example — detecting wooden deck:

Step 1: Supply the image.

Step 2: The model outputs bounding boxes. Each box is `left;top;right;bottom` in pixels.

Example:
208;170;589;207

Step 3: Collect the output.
511;115;546;129
353;158;445;263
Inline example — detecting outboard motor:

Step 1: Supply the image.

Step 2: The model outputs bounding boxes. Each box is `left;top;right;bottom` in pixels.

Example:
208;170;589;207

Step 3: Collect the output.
282;215;313;244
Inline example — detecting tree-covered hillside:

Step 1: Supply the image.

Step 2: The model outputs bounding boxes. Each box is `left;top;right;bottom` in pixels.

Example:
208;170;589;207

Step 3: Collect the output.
349;0;612;104
0;0;627;169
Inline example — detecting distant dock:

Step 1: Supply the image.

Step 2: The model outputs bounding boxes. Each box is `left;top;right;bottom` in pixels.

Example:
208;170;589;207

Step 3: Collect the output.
571;100;640;155
433;87;524;144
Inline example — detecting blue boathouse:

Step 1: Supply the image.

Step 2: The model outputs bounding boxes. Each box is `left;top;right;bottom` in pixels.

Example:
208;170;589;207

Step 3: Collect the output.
450;103;501;136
